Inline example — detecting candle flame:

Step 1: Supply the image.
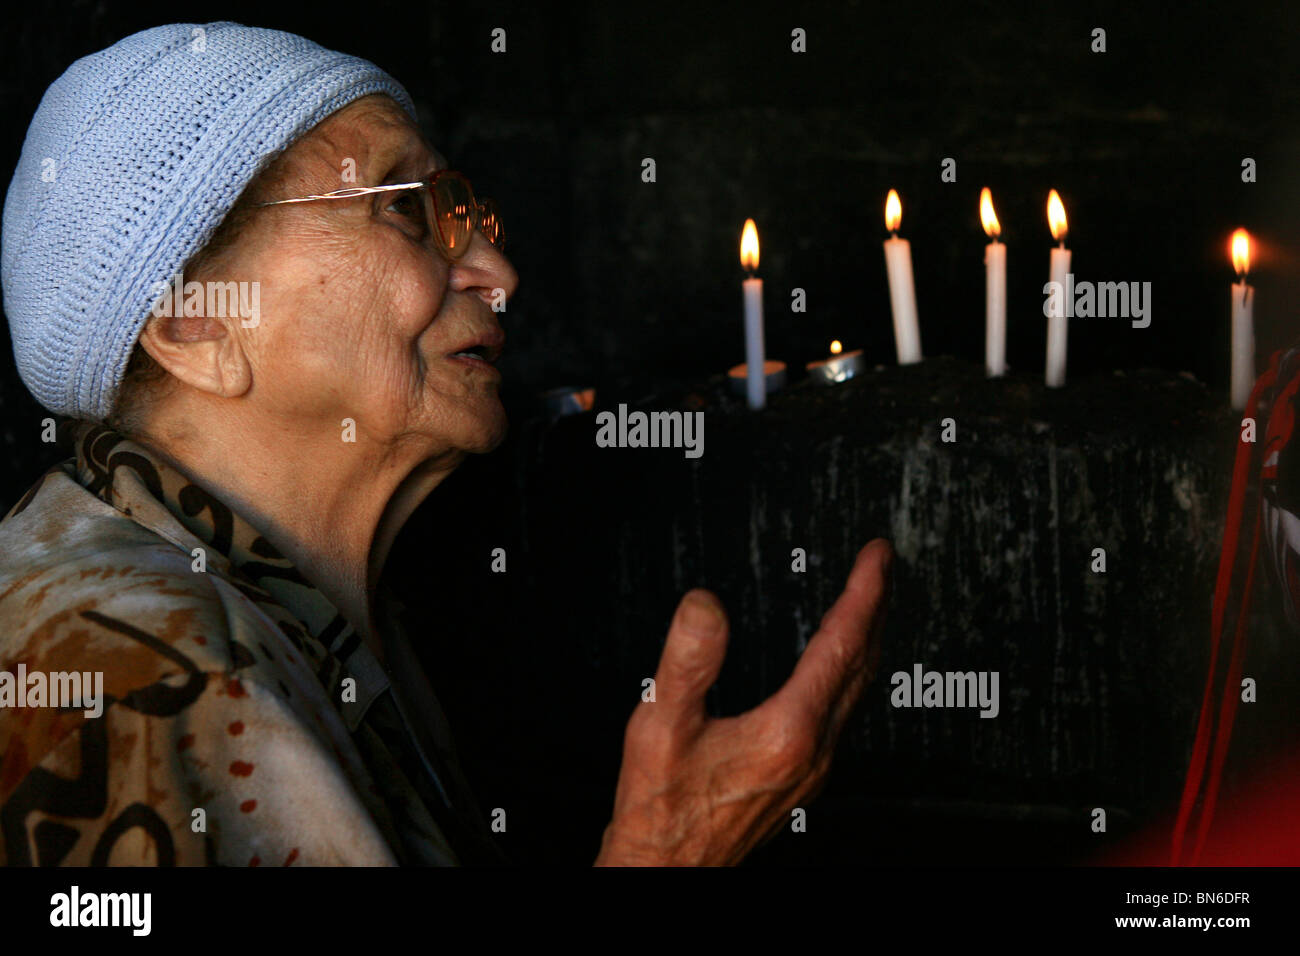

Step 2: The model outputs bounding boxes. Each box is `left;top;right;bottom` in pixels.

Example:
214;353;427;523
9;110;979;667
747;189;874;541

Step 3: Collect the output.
1047;189;1068;242
885;189;902;233
740;218;760;272
979;187;1000;239
1231;227;1251;278
830;340;842;355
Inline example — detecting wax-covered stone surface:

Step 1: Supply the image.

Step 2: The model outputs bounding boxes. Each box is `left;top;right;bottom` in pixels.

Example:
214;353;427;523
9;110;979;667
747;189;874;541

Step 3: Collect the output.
395;358;1299;864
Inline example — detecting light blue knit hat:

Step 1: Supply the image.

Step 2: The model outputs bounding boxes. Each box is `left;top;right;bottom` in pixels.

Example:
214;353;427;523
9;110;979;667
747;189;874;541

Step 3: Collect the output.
1;22;416;421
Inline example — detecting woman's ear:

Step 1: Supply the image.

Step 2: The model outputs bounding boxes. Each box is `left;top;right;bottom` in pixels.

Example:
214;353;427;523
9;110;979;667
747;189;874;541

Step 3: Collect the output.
137;311;252;398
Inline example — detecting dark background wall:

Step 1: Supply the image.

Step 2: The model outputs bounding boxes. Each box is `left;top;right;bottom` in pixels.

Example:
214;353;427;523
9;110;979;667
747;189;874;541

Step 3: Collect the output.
3;1;1299;866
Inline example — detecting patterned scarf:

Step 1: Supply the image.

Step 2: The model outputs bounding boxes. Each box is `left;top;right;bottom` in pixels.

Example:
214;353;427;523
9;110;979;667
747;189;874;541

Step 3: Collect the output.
67;421;505;865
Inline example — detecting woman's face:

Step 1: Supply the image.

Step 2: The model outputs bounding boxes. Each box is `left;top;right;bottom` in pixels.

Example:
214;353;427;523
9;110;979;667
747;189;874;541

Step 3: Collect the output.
216;94;517;459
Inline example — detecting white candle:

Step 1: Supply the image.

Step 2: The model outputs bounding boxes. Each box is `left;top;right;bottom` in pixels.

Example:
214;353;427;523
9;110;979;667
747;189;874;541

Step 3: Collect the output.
1230;227;1255;411
740;218;766;409
883;189;922;364
980;187;1006;377
1045;189;1070;388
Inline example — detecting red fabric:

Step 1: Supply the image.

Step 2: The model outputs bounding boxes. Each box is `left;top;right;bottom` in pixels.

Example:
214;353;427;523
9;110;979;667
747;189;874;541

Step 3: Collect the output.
1102;748;1300;865
1170;357;1279;866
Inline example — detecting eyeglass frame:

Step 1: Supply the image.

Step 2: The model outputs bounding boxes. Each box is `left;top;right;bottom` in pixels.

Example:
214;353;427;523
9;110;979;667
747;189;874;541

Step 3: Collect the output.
254;170;504;260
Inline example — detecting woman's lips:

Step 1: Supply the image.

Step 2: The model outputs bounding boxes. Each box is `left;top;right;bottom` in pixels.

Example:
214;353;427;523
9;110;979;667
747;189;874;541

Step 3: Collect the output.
447;352;502;377
447;329;505;364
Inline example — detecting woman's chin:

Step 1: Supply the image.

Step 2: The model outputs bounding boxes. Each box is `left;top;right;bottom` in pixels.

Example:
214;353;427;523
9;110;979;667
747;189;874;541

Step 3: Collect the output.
447;395;508;454
476;401;509;451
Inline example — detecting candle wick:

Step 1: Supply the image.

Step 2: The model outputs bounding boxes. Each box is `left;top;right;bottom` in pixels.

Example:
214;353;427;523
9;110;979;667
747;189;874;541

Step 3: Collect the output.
1058;239;1065;249
890;230;898;240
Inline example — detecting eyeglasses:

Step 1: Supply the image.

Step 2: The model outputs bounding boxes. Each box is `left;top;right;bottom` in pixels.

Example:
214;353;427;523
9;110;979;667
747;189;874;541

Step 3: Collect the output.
256;170;504;260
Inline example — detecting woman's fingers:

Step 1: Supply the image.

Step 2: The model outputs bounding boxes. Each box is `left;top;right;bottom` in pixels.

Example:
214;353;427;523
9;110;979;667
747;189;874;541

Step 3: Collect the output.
602;546;893;866
769;539;893;735
643;588;731;734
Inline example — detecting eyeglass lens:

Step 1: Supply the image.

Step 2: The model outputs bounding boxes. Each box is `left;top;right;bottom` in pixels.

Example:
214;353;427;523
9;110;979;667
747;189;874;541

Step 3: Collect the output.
426;175;504;256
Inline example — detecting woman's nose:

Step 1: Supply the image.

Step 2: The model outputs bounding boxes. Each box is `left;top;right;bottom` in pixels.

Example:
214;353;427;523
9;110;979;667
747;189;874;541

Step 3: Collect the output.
447;232;519;305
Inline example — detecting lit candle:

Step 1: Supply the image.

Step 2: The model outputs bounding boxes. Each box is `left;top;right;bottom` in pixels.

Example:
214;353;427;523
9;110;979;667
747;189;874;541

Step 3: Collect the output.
981;187;1006;377
1230;227;1255;411
805;339;865;386
740;218;767;409
883;189;922;364
1045;189;1071;388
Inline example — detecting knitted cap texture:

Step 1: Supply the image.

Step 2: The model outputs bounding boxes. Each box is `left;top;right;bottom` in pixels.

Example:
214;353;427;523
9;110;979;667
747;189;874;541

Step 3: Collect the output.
2;22;415;419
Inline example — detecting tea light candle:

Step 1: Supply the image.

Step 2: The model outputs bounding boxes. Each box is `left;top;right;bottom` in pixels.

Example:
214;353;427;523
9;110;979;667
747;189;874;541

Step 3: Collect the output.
806;340;865;385
541;385;596;421
1230;227;1255;411
883;190;922;365
728;360;787;397
1045;189;1070;388
980;188;1007;378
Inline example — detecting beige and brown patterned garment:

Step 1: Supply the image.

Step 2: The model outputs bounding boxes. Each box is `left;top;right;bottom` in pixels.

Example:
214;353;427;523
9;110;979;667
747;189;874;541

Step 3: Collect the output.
0;422;504;866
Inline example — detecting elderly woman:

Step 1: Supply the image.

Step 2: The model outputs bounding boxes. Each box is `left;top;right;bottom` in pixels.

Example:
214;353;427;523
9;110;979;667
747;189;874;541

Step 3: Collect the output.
0;22;891;866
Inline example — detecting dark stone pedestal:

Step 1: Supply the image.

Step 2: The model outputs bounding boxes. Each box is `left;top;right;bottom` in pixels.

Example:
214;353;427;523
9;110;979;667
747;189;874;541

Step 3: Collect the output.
397;356;1299;864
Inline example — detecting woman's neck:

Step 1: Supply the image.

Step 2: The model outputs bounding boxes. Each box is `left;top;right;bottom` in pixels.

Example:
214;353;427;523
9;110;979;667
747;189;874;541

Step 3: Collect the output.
128;399;462;663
